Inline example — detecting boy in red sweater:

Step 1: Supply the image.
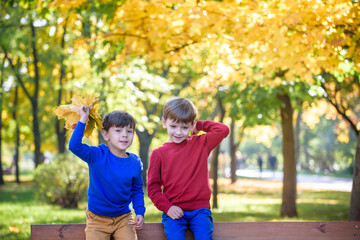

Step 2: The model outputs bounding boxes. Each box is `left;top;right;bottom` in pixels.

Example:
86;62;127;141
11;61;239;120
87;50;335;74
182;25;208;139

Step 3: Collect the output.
147;97;229;240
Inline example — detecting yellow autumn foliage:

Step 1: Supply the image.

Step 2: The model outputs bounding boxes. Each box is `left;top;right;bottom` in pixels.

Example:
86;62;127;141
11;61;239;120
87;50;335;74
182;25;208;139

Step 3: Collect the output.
54;95;103;137
52;0;360;90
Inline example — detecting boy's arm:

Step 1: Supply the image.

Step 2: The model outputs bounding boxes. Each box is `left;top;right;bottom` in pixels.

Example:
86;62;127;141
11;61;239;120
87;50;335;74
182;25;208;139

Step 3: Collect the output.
195;120;230;152
131;158;146;217
68;105;92;163
147;150;173;213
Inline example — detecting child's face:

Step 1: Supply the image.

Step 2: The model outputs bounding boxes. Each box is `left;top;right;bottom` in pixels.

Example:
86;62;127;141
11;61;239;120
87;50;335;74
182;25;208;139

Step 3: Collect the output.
162;118;194;144
101;125;134;156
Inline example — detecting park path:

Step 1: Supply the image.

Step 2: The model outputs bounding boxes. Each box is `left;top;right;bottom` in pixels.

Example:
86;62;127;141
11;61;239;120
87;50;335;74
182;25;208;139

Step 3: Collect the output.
236;169;353;192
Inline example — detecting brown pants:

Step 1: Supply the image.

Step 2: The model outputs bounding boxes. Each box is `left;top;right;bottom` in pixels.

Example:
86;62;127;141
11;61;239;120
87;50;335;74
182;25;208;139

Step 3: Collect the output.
85;209;138;240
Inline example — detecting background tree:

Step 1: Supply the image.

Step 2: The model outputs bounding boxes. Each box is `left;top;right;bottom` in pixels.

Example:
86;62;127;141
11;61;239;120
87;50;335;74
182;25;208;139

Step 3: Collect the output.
319;69;360;220
55;21;69;154
210;95;225;209
12;85;20;183
0;55;5;185
2;1;48;167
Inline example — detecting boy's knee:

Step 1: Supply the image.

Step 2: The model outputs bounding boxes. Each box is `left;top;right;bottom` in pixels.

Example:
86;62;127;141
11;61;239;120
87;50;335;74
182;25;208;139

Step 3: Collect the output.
162;215;187;240
163;225;187;240
189;209;213;239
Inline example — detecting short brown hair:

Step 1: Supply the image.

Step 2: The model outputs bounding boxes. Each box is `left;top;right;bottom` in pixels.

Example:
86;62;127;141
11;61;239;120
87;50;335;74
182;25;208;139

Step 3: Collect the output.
102;110;136;131
163;97;198;123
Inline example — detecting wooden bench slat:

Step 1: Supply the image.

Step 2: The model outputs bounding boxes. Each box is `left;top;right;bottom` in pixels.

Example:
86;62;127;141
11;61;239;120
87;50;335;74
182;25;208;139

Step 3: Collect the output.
31;221;360;240
31;223;187;240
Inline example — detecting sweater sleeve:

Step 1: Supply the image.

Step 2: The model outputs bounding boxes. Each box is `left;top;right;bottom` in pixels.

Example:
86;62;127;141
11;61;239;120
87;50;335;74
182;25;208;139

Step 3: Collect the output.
131;158;146;217
147;149;173;213
68;121;93;163
195;120;230;152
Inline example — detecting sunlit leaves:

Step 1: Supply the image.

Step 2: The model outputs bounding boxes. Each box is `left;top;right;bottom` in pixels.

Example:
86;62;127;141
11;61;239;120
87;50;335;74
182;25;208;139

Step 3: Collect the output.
50;0;360;83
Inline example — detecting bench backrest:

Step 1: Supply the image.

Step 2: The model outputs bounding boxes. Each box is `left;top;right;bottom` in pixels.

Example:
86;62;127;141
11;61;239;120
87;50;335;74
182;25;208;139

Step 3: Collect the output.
31;221;360;240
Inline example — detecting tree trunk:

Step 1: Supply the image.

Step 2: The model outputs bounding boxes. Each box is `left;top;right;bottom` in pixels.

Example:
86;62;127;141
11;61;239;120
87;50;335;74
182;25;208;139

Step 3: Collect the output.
211;146;220;209
278;93;298;218
301;127;311;171
98;78;109;145
211;97;225;209
55;118;66;153
30;20;43;167
32;99;43;167
229;119;240;183
294;103;303;166
14;125;20;183
0;56;5;185
349;133;360;220
55;23;67;154
13;85;20;183
209;103;220;179
136;129;155;187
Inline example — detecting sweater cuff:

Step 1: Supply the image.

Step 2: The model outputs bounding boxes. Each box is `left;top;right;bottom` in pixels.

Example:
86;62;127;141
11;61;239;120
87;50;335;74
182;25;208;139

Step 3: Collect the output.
163;202;174;214
76;121;86;128
135;207;146;217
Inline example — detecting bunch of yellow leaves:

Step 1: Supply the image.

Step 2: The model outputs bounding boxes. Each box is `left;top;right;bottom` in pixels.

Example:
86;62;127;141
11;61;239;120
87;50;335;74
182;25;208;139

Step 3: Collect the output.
54;95;103;137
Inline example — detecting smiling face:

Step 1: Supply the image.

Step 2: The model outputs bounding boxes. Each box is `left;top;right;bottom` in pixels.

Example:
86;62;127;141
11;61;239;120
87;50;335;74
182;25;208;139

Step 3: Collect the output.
101;125;134;157
162;118;194;144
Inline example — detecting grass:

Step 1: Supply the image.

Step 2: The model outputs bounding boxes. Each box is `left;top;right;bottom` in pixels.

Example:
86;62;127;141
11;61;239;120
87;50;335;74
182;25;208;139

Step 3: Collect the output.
0;176;86;240
0;176;350;240
212;179;349;222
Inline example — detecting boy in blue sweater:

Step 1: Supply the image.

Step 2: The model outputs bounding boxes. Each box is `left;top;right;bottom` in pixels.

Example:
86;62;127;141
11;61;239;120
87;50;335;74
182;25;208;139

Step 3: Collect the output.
69;105;145;240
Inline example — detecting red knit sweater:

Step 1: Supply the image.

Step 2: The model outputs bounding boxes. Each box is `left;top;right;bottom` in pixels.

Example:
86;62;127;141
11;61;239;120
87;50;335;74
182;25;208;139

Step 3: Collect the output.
147;120;229;213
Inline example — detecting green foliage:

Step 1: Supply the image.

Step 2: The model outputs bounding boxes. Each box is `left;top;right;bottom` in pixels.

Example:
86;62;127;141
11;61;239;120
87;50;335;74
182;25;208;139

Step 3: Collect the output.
298;115;357;173
33;154;88;209
223;82;280;126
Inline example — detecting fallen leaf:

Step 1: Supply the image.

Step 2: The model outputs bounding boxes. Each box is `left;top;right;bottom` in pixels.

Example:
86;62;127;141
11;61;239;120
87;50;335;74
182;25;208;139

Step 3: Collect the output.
9;226;21;233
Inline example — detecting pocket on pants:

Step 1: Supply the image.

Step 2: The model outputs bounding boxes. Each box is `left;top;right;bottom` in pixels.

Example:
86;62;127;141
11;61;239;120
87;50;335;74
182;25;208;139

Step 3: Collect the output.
86;209;98;220
126;212;135;226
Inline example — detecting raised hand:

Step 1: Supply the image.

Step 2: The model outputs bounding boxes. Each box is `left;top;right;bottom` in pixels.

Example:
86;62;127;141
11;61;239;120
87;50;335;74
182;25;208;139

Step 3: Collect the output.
79;105;90;123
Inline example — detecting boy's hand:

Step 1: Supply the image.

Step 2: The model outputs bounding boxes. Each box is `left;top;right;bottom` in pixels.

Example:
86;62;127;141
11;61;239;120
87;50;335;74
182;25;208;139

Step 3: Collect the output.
167;206;184;220
79;105;89;123
134;215;144;230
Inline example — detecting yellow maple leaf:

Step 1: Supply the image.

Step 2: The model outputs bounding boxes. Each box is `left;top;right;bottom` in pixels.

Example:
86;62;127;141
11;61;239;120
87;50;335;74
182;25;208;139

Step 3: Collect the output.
54;95;103;137
9;226;21;233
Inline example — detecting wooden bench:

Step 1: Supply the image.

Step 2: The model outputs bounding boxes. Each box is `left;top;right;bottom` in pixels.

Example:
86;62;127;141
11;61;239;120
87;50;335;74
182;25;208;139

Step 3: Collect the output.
31;221;359;240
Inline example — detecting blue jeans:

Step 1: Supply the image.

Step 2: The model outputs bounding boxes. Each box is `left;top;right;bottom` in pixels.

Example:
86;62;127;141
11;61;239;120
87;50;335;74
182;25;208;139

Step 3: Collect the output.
162;208;213;240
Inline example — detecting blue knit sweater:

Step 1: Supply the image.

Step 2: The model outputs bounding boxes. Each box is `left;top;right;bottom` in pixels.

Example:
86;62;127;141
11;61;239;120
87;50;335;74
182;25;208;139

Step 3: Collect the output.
69;121;145;217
